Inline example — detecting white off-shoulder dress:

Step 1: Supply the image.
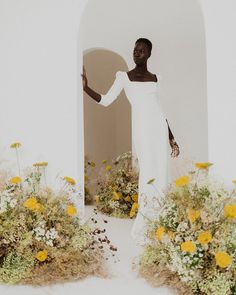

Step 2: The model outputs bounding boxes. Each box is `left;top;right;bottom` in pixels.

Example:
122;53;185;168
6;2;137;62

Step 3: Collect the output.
96;71;170;244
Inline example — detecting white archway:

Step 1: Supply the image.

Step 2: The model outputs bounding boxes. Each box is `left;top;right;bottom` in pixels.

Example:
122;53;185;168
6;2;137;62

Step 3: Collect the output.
78;0;208;214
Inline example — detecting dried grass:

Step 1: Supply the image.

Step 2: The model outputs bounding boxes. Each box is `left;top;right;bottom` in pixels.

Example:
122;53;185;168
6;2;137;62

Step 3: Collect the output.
136;263;196;295
21;250;109;286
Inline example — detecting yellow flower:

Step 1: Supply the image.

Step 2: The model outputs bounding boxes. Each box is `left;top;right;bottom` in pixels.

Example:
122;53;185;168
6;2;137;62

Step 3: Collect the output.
181;241;196;253
105;165;112;171
33;162;48;167
10;141;21;149
131;194;138;203
102;159;108;164
197;231;212;245
90;161;96;167
95;195;100;204
224;204;236;218
187;209;201;223
124;195;132;202
10;176;22;185
195;162;213;169
155;227;165;241
113;191;122;200
84;175;89;182
175;175;190;187
36;250;48;262
23;197;42;212
215;251;232;268
129;202;139;218
63;176;76;185
67;204;77;217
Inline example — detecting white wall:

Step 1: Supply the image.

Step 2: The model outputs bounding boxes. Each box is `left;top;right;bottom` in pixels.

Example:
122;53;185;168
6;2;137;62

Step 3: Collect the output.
80;0;208;179
0;0;87;215
199;0;236;185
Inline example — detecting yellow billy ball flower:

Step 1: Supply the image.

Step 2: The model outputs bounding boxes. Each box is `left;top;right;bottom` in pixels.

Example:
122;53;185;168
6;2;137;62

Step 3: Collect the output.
23;197;41;211
197;231;212;245
63;176;76;185
195;162;213;169
129;202;139;218
102;159;108;164
36;250;48;262
175;175;190;187
124;195;132;202
33;162;41;167
131;194;138;203
95;195;100;204
224;204;236;218
155;227;165;241
67;204;77;217
215;251;232;268
33;162;48;167
187;209;201;223
10;141;21;149
181;241;196;253
113;191;122;200
10;176;22;185
105;165;112;171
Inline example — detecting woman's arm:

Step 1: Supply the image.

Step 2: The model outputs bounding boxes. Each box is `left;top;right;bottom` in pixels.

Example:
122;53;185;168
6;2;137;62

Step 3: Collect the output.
83;85;102;103
81;66;124;107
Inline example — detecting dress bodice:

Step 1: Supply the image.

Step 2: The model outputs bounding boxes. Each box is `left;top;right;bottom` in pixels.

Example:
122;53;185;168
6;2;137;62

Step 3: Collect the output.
97;71;162;110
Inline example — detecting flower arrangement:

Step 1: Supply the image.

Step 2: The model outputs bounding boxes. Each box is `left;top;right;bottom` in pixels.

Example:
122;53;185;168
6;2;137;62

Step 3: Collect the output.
95;151;139;218
138;162;236;295
0;142;117;285
84;155;98;205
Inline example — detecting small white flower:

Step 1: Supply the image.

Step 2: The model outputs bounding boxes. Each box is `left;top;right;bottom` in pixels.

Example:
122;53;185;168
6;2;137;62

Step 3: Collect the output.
46;240;53;247
45;231;51;239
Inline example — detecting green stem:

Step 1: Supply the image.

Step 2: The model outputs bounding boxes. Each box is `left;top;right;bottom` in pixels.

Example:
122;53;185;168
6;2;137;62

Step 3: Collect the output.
43;167;47;187
15;148;21;177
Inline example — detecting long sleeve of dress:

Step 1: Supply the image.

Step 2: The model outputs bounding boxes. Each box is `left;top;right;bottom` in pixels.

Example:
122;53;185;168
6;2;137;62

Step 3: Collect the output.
96;71;123;107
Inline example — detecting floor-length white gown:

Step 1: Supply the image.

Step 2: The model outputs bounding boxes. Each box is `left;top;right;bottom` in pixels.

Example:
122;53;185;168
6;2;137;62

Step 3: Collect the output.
96;71;170;244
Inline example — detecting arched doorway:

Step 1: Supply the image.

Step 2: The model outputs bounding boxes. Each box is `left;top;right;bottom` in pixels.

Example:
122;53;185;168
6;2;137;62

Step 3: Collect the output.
83;49;132;199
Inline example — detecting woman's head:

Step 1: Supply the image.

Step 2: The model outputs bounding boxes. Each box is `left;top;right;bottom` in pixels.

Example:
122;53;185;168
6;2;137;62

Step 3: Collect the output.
133;38;152;65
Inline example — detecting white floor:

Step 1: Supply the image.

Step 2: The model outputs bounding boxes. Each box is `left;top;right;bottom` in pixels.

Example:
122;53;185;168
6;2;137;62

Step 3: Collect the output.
0;206;174;295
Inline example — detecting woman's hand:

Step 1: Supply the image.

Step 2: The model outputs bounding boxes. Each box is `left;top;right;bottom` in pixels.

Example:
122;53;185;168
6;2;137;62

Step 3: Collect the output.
169;138;180;158
81;66;88;90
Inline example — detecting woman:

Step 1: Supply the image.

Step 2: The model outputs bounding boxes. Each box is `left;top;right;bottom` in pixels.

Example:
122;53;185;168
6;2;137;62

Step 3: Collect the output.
81;38;180;244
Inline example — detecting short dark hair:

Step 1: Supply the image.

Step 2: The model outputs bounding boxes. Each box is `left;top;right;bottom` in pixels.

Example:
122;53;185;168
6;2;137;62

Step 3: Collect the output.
135;38;152;55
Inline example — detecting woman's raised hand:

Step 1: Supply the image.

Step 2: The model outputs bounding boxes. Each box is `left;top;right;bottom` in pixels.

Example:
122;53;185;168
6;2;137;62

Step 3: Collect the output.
170;139;180;158
81;66;88;90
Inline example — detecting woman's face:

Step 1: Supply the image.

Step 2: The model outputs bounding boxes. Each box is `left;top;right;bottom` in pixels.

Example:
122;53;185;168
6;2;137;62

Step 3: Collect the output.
133;42;150;65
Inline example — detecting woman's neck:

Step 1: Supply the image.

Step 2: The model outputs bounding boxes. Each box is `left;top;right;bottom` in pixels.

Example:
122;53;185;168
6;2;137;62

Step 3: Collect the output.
134;64;148;73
